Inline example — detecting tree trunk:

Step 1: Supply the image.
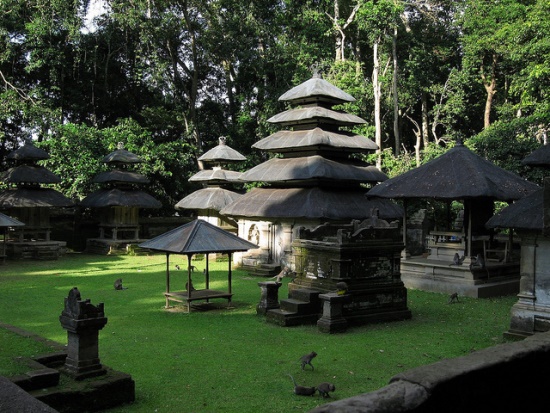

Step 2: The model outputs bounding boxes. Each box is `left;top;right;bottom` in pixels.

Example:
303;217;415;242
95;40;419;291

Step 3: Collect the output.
373;38;382;169
392;27;400;155
482;53;498;129
421;92;429;148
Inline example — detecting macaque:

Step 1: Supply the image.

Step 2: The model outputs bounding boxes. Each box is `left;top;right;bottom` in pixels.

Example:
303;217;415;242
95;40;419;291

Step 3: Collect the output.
272;267;290;283
288;375;316;396
448;292;459;304
449;253;465;266
114;278;127;290
300;351;317;371
470;253;485;270
317;382;336;398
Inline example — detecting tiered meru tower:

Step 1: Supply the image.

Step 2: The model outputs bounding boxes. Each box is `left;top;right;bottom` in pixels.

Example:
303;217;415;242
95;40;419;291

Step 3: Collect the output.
0;142;73;259
221;72;402;269
175;137;245;233
81;142;161;254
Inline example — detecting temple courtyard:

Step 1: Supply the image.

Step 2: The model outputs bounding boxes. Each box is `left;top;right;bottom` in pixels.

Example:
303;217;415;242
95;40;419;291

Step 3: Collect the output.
0;253;516;413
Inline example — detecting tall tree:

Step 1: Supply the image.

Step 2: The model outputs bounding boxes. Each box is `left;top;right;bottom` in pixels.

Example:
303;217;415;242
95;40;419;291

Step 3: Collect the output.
461;0;528;128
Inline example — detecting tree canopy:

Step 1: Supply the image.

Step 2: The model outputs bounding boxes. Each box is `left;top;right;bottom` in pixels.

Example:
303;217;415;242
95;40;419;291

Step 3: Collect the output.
1;0;548;211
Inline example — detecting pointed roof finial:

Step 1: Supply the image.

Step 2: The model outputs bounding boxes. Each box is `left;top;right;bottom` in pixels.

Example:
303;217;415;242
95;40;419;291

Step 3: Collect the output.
310;63;322;79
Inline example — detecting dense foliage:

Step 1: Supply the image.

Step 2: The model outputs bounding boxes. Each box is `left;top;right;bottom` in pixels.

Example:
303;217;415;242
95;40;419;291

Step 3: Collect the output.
1;0;549;208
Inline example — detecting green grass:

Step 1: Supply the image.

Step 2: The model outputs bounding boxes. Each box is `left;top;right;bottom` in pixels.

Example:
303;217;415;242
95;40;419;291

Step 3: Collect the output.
0;253;517;413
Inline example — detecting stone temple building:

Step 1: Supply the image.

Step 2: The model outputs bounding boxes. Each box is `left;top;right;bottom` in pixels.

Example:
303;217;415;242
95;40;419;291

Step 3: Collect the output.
220;73;402;270
0;141;73;259
175;137;245;234
487;144;550;337
81;143;161;254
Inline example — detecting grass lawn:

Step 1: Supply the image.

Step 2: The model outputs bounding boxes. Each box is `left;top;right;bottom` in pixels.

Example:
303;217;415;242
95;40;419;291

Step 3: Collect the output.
0;253;517;413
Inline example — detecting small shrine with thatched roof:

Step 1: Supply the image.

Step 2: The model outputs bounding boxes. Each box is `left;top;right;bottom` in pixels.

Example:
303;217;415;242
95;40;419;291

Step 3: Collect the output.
220;71;402;274
487;144;550;338
0;141;73;259
368;140;539;298
175;137;245;234
81;142;161;254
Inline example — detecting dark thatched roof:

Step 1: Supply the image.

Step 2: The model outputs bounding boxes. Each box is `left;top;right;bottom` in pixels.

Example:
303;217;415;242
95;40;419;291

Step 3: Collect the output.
238;156;387;184
198;138;246;163
522;144;550;167
278;74;356;105
2;166;61;184
0;188;73;208
138;219;258;254
253;128;378;153
267;107;366;128
485;188;543;231
175;187;242;211
367;142;539;202
92;170;149;184
80;188;161;208
6;143;49;161
101;148;143;164
188;169;242;183
0;212;24;227
220;187;403;220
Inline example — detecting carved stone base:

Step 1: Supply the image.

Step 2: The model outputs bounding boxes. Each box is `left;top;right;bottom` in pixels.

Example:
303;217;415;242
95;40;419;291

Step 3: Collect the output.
257;281;282;315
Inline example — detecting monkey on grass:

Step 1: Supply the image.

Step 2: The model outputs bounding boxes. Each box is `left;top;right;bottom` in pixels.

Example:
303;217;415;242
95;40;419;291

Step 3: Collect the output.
448;292;459;304
300;351;317;370
114;278;127;290
317;382;336;398
288;374;316;396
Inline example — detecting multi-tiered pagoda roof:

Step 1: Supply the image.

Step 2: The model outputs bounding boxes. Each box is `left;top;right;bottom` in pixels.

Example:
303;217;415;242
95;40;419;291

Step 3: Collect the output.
221;73;402;220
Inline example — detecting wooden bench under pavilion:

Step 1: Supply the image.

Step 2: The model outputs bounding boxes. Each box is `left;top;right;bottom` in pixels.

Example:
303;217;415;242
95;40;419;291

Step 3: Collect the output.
139;219;257;312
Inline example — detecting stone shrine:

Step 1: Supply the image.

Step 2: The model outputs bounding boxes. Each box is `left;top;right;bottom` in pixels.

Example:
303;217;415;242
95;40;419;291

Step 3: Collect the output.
81;142;161;254
59;287;108;380
266;214;411;330
487;143;550;338
0;141;73;259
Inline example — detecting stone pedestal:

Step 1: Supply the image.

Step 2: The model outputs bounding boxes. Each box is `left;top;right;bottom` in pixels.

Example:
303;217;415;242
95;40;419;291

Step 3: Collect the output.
59;287;108;380
317;292;351;333
257;281;282;315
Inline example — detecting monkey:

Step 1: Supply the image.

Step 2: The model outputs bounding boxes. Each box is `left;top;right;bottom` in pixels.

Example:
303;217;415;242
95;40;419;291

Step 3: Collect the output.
175;265;180;270
114;278;127;290
317;382;336;398
449;253;465;266
300;351;317;371
288;374;316;396
271;267;290;283
470;253;486;270
188;265;197;272
186;279;196;292
448;292;459;304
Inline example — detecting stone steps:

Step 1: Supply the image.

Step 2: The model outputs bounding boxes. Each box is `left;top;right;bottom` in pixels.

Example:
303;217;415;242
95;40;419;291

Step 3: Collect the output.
246;263;281;278
266;288;321;327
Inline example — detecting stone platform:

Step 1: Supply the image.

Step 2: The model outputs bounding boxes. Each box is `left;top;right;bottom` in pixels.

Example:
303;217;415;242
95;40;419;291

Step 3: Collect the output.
5;240;67;260
400;257;520;298
85;238;148;255
1;323;135;413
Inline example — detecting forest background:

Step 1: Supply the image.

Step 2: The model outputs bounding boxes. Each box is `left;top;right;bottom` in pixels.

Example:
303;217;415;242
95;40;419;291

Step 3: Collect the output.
1;0;549;214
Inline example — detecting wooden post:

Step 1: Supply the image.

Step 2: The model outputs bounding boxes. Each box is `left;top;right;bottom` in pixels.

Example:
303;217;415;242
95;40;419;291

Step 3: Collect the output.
165;253;170;308
205;254;210;289
187;254;192;313
467;200;472;258
187;254;193;299
228;253;232;295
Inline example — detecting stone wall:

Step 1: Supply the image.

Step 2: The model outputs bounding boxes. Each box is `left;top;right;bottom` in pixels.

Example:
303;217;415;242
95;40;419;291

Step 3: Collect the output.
309;331;550;413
